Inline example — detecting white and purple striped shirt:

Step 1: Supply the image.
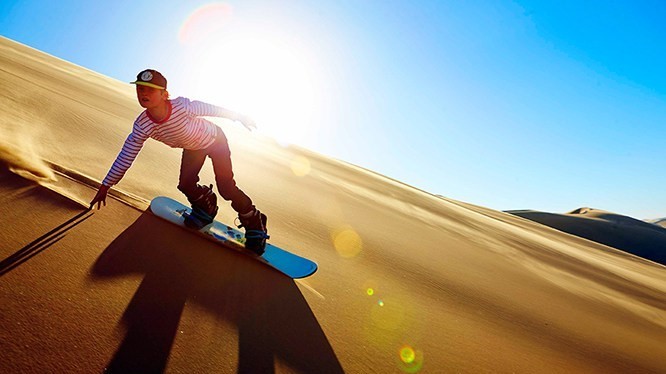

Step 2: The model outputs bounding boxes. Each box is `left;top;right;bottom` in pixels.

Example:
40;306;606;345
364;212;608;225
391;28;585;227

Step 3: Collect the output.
102;97;236;187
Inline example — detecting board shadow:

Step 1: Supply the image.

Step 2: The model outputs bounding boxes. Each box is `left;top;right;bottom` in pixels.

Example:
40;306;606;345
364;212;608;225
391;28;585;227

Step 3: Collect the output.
90;211;343;373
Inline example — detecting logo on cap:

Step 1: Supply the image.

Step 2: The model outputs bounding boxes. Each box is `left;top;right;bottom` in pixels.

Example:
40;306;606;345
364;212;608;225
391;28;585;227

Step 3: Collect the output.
141;71;154;81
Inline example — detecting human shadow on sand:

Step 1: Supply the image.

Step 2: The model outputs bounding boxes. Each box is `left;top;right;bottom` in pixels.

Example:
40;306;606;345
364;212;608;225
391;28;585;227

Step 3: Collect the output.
1;210;94;277
91;211;343;374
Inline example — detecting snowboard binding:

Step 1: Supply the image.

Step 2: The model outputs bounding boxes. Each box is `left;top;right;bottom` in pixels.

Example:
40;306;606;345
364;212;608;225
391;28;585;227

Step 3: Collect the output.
238;209;269;256
184;184;218;229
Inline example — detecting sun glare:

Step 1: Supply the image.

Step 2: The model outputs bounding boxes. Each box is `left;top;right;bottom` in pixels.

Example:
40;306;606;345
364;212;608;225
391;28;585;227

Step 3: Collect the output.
180;4;320;147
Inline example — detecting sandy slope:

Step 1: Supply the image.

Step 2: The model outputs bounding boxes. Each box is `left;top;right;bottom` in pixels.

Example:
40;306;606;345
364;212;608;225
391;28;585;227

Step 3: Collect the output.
1;36;665;373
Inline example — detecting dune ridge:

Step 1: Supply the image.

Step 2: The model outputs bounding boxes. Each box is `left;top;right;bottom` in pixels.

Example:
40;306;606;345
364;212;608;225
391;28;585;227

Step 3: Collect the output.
44;160;149;210
569;207;665;232
647;218;666;229
509;208;666;266
2;36;666;373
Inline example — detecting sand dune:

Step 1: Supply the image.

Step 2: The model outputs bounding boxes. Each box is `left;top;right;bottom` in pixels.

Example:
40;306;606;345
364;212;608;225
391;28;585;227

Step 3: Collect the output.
2;36;666;373
509;208;666;266
647;218;666;229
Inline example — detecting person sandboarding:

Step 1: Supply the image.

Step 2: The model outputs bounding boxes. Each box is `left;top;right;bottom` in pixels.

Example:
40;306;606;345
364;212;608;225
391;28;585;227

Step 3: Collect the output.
90;69;269;255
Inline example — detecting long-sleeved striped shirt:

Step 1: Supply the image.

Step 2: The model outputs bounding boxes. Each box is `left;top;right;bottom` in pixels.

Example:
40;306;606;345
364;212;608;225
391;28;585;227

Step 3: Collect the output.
102;97;236;187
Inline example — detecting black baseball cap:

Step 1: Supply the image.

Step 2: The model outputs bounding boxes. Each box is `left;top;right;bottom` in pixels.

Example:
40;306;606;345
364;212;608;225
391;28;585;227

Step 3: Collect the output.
130;69;167;90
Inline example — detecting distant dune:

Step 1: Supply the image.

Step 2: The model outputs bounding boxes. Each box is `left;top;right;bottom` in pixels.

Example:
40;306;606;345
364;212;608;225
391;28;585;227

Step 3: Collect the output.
647;217;666;229
509;208;666;266
2;36;666;373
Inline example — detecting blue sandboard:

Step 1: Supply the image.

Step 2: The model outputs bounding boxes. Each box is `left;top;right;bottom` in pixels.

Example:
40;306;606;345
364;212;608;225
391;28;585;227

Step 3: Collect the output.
149;196;317;279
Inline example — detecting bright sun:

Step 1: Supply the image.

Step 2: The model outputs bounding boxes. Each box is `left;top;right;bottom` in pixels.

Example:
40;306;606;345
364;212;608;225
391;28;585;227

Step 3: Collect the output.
179;5;320;147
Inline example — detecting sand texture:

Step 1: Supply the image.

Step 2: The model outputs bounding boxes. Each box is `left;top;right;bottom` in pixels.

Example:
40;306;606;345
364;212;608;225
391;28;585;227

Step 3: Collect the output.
1;36;665;373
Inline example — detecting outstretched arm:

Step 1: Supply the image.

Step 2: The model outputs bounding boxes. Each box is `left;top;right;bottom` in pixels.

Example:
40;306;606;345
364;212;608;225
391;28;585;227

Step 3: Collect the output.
236;114;257;131
91;125;148;209
190;100;257;131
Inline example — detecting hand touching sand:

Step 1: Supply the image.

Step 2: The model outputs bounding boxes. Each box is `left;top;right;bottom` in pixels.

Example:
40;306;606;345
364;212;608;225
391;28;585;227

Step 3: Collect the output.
89;185;110;210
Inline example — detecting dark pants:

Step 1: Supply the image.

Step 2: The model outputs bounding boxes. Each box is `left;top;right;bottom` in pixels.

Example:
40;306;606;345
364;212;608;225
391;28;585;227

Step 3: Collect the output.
177;128;254;215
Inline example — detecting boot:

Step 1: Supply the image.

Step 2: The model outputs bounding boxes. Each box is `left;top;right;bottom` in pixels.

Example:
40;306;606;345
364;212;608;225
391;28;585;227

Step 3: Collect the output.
184;184;218;228
238;209;269;255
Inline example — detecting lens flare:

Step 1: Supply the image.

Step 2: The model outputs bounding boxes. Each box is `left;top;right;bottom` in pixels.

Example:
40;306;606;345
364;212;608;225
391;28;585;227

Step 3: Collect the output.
400;346;416;364
398;345;424;373
363;280;379;297
370;298;404;331
332;227;363;258
290;155;311;177
179;2;234;45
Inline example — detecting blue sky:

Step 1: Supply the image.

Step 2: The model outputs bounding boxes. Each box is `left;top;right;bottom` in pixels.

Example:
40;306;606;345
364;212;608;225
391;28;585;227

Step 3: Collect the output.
2;0;665;218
